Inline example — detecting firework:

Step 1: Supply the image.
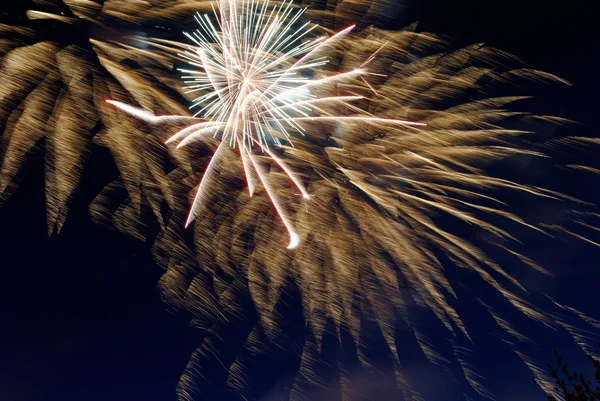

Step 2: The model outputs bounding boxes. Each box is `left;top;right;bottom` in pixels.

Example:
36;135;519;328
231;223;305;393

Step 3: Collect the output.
2;1;599;401
106;0;425;249
0;1;204;236
141;20;599;401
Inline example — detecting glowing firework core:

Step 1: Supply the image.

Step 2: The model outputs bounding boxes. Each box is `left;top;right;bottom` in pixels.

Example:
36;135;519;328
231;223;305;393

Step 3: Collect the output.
107;0;424;248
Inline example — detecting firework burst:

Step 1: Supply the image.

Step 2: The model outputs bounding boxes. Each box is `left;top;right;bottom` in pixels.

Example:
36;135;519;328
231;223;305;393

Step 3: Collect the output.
139;22;600;401
107;0;424;249
0;0;205;235
2;1;600;400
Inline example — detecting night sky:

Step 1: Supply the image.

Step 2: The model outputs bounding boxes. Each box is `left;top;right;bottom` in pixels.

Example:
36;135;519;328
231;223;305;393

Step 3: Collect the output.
0;0;597;400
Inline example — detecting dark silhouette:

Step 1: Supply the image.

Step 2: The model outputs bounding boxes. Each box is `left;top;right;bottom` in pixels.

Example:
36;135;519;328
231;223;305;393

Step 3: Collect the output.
547;346;600;401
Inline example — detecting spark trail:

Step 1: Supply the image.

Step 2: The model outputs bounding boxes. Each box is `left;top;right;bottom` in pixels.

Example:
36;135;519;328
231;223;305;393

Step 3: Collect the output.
106;0;424;248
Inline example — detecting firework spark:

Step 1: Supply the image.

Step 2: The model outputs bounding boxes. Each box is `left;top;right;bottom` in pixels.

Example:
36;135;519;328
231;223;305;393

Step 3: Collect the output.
107;0;424;249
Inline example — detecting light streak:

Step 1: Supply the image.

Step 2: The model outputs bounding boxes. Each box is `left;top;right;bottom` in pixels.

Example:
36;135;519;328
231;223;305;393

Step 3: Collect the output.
106;0;423;247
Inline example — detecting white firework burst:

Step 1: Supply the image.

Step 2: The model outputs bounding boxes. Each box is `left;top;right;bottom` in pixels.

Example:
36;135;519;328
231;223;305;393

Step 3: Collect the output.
107;0;424;248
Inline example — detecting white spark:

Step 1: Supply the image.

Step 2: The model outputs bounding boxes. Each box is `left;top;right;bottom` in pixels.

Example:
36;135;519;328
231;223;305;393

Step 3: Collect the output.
107;0;424;248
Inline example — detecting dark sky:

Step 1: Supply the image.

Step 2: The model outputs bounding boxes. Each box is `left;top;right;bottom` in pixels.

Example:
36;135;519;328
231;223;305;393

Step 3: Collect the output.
0;0;597;400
